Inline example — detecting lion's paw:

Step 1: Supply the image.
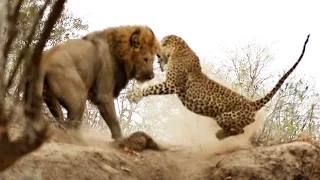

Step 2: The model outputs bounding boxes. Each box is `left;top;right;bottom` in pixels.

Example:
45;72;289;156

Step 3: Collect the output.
126;90;143;103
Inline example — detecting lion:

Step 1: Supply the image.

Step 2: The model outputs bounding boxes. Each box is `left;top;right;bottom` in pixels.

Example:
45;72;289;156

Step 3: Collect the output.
26;25;160;140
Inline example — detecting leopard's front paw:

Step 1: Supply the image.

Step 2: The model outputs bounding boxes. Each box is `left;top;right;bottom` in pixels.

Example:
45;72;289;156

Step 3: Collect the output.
126;90;143;103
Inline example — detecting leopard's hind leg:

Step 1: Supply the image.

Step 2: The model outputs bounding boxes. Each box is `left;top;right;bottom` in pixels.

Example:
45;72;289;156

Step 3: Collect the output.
215;110;256;140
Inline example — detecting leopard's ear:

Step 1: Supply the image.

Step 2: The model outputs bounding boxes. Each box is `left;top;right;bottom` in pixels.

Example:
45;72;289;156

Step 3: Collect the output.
130;28;141;49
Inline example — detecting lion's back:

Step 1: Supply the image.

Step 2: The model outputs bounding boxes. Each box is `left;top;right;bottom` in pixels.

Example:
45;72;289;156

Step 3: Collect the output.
41;38;105;89
43;39;99;66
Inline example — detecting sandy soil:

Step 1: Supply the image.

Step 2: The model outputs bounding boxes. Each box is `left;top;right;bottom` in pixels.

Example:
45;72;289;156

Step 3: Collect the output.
1;107;319;180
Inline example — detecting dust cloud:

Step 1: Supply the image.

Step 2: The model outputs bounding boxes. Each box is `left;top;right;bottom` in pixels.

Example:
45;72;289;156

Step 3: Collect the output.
163;105;266;156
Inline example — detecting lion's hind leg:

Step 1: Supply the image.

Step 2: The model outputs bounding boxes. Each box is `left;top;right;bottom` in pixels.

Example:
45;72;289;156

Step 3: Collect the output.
46;70;87;131
43;90;64;127
215;111;255;140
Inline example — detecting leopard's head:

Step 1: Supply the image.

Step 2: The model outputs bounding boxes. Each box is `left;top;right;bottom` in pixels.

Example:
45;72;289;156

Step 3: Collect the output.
158;35;186;72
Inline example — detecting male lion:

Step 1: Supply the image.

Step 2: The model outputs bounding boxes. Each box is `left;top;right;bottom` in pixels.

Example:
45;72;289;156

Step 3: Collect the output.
30;25;160;140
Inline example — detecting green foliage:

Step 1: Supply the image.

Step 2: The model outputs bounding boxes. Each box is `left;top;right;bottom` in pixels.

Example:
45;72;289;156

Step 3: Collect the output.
11;0;88;56
5;0;88;92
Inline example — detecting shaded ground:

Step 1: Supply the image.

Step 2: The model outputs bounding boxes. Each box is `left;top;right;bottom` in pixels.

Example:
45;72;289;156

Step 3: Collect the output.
0;127;319;180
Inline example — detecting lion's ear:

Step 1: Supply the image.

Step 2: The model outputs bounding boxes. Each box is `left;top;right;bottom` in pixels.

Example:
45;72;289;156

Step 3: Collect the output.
82;34;90;41
130;29;141;49
82;32;99;42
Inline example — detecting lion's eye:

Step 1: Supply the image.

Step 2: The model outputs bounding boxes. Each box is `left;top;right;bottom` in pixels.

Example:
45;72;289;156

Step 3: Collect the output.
156;54;160;58
144;58;148;63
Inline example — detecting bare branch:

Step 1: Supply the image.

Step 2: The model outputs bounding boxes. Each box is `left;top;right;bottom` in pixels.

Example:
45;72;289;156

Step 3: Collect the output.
0;0;67;172
3;0;23;63
0;0;9;125
24;0;66;122
6;0;51;90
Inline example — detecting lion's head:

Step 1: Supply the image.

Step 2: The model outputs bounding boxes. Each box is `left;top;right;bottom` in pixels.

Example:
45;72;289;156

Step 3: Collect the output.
103;25;160;83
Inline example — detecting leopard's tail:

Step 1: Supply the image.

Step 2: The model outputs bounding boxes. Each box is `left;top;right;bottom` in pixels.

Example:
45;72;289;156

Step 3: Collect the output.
252;34;310;111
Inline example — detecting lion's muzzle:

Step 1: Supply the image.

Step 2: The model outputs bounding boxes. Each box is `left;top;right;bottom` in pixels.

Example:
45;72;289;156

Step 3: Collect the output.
147;72;154;80
135;70;154;82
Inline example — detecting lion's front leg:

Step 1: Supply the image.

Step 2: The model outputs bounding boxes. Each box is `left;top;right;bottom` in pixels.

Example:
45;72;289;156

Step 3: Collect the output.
126;81;177;103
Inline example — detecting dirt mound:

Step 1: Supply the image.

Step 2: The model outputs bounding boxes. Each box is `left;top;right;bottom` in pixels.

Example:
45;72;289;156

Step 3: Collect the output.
1;127;319;180
2;106;318;179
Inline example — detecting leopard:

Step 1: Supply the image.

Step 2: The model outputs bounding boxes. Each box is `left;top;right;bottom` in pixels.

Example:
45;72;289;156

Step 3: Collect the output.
126;34;310;140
